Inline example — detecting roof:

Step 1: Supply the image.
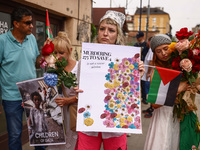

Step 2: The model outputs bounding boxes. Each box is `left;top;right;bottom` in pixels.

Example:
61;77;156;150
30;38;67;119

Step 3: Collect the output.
134;7;169;15
92;7;127;32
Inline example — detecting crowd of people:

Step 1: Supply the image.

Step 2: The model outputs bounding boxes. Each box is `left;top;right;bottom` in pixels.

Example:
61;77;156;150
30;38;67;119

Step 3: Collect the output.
0;6;200;150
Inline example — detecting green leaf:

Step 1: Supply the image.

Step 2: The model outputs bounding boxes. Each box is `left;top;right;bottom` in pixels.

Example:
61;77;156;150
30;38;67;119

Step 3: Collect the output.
61;57;68;67
47;67;57;73
56;67;64;74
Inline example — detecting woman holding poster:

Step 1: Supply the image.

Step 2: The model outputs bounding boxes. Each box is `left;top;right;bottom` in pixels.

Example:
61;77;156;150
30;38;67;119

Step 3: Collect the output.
143;34;193;150
45;31;80;150
74;10;145;150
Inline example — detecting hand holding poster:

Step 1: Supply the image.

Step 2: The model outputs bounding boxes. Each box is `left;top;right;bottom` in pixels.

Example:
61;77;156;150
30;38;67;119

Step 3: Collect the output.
77;43;142;134
17;77;66;146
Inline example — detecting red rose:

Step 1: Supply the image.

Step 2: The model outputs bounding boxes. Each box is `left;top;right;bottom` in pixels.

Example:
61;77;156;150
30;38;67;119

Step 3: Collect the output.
194;55;200;63
171;56;181;70
188;49;194;59
42;41;54;56
192;64;200;72
176;28;193;40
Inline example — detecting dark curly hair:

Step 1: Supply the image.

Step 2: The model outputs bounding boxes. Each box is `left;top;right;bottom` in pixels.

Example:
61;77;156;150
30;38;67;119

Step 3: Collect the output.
30;91;42;102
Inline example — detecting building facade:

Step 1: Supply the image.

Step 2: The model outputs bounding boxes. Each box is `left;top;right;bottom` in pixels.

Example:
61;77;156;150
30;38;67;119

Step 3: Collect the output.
134;7;171;35
0;0;92;149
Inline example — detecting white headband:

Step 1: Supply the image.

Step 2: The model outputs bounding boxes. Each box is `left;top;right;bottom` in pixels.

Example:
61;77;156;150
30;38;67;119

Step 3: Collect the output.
100;10;125;28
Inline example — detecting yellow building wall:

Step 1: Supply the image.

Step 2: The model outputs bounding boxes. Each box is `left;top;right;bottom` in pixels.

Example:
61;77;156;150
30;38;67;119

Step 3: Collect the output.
134;14;170;34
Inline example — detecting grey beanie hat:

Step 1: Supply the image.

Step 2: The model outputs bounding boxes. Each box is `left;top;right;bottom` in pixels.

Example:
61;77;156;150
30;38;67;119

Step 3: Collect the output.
150;34;172;52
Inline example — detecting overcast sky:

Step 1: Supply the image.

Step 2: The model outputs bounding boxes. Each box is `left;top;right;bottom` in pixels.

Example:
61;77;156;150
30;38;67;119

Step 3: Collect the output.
93;0;200;36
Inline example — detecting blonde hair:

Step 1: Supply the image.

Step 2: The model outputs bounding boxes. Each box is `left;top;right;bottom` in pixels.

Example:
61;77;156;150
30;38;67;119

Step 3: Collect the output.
93;18;125;45
52;31;72;57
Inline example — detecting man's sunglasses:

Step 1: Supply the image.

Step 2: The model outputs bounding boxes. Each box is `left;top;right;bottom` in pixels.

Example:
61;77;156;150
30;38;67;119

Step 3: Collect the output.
21;21;33;25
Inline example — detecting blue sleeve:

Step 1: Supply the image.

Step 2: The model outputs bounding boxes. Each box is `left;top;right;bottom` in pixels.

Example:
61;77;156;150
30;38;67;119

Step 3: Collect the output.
0;35;4;64
31;34;40;57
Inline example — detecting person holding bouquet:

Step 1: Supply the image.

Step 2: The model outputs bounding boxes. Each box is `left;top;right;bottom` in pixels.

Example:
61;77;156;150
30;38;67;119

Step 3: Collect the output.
43;31;80;150
169;28;200;150
143;34;192;150
74;10;145;150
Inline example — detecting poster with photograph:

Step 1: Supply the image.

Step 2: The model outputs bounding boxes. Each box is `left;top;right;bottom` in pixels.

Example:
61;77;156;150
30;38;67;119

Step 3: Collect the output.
77;43;142;134
16;77;66;146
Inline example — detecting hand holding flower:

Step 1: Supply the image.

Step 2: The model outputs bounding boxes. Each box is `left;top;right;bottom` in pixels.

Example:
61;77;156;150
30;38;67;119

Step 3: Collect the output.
175;39;190;55
177;81;191;95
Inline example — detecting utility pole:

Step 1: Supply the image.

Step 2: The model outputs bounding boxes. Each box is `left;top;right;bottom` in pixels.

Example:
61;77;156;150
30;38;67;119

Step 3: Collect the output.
139;0;142;31
110;0;112;8
146;0;150;41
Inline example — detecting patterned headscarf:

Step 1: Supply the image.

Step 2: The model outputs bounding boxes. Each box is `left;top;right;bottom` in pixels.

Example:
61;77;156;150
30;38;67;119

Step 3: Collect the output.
100;10;125;28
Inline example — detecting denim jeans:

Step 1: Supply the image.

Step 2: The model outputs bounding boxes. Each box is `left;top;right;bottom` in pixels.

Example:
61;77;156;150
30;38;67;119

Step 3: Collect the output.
2;100;46;150
2;100;23;150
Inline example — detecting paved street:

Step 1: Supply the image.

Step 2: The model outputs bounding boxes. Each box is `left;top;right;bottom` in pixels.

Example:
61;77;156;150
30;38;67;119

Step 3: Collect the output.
23;103;151;150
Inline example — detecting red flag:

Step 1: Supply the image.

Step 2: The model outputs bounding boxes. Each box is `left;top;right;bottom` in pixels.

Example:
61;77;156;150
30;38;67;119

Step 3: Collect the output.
46;9;53;40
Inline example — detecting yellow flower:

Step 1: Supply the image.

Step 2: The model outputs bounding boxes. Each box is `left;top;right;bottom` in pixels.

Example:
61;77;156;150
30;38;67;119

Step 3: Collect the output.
127;116;133;122
104;82;110;88
125;68;131;74
125;87;130;93
117;104;121;108
108;101;115;109
168;42;177;53
124;60;130;66
121;95;126;101
113;80;120;87
115;113;120;118
113;63;119;71
129;64;134;69
117;93;122;98
84;117;94;126
108;84;114;89
120;117;126;123
126;76;131;81
120;122;127;127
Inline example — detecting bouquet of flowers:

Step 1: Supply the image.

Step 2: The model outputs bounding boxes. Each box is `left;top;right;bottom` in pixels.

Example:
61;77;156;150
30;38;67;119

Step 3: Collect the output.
168;27;200;131
40;41;77;88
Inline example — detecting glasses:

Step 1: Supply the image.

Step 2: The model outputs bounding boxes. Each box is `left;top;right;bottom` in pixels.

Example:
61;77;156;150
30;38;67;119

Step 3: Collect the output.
21;21;33;25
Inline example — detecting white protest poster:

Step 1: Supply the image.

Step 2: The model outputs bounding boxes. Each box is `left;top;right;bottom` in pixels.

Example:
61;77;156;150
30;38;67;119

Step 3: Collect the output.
16;77;66;146
77;43;142;134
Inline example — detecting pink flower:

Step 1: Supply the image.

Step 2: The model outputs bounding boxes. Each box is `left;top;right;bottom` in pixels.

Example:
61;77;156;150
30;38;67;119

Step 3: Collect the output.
133;122;141;129
135;58;140;63
103;119;115;128
133;91;140;98
108;68;115;74
104;89;111;94
180;58;192;72
40;57;47;68
135;116;140;123
175;39;190;55
134;76;139;82
193;48;200;56
132;84;138;90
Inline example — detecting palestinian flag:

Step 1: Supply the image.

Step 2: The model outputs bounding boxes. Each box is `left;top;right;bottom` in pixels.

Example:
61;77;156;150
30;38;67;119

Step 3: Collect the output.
46;9;53;40
147;66;182;106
